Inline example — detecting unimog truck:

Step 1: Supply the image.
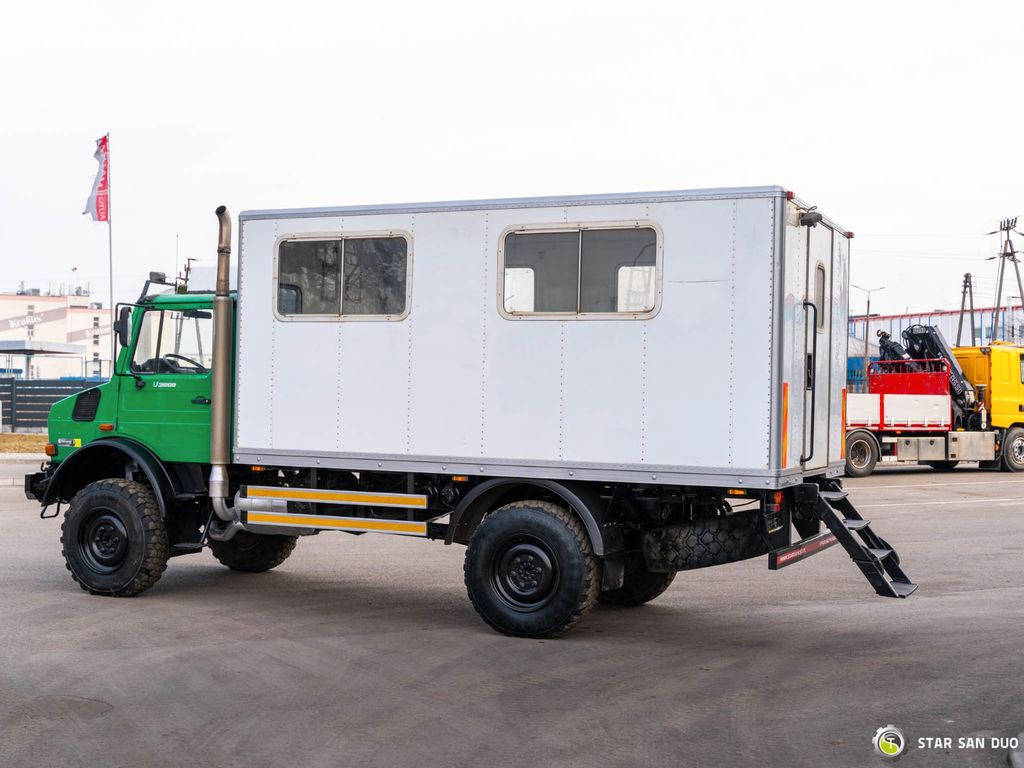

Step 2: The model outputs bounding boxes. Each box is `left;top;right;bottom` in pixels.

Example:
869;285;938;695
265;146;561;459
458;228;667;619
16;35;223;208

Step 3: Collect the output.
26;187;916;637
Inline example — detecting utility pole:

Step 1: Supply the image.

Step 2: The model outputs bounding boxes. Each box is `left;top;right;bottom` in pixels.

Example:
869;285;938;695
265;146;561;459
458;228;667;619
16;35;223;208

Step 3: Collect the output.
956;273;977;346
851;284;885;391
987;217;1023;343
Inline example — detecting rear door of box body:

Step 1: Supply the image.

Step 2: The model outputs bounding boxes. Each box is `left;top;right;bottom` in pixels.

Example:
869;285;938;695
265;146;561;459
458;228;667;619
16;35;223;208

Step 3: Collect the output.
781;201;847;474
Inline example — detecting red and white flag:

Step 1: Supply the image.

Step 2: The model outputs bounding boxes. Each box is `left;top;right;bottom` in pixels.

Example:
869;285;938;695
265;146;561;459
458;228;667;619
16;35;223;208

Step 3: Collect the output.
83;135;110;222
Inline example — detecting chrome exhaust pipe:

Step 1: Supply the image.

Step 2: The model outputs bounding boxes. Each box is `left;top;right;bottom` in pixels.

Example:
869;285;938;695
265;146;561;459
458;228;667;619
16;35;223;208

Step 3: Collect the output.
209;206;237;528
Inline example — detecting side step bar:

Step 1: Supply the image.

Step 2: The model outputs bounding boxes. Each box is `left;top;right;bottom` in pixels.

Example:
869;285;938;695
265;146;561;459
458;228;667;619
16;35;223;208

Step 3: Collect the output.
234;485;443;538
243;509;429;537
241;485;428;510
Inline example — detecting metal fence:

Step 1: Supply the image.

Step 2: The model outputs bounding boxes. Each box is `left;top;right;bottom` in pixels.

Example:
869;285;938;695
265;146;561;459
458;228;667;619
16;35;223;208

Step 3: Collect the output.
0;378;105;432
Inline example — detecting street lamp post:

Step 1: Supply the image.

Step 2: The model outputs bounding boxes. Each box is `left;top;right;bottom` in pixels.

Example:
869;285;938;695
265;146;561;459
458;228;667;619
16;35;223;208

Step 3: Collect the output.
851;284;886;391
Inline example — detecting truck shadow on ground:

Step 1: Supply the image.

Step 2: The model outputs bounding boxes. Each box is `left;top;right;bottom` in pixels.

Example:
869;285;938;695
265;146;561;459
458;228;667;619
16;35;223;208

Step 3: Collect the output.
134;561;905;650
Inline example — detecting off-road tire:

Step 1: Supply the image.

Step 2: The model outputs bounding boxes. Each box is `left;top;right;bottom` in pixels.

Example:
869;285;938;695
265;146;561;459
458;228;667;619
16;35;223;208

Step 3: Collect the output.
1002;427;1024;472
642;510;768;572
61;479;169;596
464;500;600;638
208;531;298;572
845;431;879;477
597;554;676;606
924;460;959;471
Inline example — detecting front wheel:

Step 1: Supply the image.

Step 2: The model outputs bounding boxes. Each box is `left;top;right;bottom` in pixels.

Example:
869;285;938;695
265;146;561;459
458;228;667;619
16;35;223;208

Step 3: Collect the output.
845;431;879;477
61;479;169;596
464;501;600;638
1002;427;1024;472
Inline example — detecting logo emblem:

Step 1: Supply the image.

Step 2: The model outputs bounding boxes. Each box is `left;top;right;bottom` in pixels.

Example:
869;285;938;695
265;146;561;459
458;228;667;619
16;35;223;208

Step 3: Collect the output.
873;725;907;760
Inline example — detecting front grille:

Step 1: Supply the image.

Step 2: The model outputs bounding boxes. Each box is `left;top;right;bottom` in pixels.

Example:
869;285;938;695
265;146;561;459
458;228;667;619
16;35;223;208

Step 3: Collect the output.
71;388;101;422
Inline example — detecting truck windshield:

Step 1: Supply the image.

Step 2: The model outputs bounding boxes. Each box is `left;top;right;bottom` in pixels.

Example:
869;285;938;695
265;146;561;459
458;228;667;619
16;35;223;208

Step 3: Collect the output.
130;309;213;374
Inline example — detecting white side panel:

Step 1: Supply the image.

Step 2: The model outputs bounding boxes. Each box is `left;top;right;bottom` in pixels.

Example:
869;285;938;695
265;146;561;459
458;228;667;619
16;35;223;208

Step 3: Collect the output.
272;321;343;451
235;218;279;452
729;198;776;468
644;200;735;467
883;394;951;428
407;211;486;457
847;393;880;427
235;192;800;479
336;321;411;454
561;321;644;464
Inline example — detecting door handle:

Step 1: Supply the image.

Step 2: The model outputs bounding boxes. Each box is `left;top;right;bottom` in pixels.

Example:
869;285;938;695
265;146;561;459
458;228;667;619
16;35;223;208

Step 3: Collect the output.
191;396;211;405
801;300;818;464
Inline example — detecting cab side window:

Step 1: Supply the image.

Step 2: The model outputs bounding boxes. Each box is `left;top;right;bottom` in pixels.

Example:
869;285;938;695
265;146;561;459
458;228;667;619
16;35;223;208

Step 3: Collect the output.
131;309;213;374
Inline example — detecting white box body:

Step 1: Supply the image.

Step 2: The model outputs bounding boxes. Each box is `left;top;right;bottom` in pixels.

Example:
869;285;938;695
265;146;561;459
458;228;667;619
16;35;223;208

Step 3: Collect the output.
232;187;850;489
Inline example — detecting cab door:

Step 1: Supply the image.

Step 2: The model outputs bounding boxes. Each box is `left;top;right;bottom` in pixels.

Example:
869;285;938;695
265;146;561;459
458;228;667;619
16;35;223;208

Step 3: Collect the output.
987;347;1022;429
117;305;214;463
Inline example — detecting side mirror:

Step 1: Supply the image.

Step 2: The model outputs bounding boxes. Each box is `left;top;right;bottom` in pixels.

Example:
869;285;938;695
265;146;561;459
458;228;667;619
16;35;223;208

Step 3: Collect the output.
115;305;132;347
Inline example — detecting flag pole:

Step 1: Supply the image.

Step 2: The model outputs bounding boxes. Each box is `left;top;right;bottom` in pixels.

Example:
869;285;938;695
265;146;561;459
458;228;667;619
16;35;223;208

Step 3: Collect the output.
106;132;114;378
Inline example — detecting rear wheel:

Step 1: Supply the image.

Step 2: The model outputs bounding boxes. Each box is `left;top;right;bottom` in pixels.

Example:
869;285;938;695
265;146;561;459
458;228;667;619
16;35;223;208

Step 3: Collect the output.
209;531;297;572
845;431;879;477
597;554;676;607
924;460;959;471
61;479;169;596
464;500;599;638
1001;427;1024;472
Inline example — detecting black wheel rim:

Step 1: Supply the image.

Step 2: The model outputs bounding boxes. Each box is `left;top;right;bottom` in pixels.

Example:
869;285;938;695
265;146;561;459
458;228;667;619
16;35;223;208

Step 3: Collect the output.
491;534;559;612
79;508;129;574
849;439;870;468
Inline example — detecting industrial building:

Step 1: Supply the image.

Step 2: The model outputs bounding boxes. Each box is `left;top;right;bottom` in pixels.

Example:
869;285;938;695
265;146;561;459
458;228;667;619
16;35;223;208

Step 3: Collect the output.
849;304;1024;349
0;289;112;379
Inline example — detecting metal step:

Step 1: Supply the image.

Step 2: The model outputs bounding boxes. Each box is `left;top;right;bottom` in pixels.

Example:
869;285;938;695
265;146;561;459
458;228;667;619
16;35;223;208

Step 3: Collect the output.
890;581;919;598
820;489;849;502
812;484;917;600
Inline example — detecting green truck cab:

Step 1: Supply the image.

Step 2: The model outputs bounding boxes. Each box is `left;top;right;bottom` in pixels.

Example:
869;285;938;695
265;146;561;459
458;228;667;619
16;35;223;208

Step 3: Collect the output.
44;292;217;467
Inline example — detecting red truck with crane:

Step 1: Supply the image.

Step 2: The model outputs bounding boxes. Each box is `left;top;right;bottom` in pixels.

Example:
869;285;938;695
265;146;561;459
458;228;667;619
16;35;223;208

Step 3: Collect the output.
845;325;1024;476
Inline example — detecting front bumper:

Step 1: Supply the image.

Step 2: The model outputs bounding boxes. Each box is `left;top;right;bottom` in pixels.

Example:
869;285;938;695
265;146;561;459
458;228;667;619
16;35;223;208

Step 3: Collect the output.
24;467;54;503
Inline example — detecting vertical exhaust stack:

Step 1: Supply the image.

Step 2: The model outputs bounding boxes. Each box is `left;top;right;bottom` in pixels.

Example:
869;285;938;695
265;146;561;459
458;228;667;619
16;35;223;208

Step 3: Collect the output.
209;206;236;522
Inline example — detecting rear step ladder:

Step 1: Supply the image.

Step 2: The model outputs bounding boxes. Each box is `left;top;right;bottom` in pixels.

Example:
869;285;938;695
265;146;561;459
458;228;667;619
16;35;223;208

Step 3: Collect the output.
817;486;918;598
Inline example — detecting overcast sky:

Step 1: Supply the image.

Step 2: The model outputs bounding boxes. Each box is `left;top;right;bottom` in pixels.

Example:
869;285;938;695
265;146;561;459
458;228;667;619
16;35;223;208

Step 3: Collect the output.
2;0;1022;316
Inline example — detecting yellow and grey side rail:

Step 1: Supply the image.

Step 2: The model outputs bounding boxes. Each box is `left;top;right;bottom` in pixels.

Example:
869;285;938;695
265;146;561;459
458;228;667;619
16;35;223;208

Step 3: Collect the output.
236;485;440;538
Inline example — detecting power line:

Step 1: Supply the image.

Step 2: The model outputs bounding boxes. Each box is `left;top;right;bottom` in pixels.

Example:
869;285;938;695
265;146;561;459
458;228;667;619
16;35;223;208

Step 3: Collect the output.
856;232;988;237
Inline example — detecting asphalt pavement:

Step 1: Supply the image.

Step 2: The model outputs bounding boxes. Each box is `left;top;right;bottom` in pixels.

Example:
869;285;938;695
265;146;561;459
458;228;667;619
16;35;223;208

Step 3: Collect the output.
1;460;1022;768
